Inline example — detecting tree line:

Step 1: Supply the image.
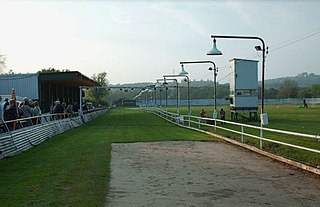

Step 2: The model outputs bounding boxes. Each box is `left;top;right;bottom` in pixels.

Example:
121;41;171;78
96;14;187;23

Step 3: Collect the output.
108;79;320;105
264;80;320;99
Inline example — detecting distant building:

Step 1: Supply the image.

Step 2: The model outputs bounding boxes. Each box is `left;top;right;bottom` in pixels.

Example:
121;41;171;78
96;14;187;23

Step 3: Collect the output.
0;71;98;112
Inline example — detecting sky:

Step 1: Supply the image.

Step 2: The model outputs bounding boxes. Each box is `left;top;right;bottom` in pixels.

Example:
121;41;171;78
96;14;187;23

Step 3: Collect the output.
0;0;319;84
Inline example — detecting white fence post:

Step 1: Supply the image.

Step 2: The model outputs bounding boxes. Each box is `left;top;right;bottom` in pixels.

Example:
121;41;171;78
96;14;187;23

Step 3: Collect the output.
260;127;263;150
241;126;244;143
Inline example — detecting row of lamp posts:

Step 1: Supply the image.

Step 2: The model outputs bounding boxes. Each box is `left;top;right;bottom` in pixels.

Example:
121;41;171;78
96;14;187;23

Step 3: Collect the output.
150;34;267;148
79;34;268;147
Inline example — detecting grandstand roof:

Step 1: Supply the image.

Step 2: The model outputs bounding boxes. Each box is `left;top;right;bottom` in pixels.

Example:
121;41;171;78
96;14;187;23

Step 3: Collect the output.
38;71;98;87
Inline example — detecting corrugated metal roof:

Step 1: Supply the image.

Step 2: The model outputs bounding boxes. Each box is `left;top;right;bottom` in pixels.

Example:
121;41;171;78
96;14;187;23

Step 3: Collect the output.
0;73;39;100
38;71;98;86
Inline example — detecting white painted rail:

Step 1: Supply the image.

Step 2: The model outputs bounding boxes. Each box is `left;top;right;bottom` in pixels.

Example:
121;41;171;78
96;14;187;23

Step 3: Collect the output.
145;107;320;156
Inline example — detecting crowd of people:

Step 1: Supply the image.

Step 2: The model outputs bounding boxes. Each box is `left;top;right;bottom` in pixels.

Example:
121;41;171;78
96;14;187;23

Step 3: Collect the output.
0;96;42;131
0;95;85;132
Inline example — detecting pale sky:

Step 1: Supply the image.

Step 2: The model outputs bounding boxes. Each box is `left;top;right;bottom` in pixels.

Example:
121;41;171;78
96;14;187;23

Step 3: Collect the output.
0;0;319;84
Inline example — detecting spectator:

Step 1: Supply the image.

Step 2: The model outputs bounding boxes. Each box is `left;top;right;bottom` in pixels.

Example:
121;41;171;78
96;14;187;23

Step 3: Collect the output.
73;102;80;113
3;98;9;111
0;96;3;123
53;101;64;114
32;101;41;124
4;99;19;131
52;101;64;120
20;97;33;126
220;108;225;124
0;96;4;132
200;109;206;118
83;103;88;111
28;99;34;109
65;105;74;117
62;102;67;111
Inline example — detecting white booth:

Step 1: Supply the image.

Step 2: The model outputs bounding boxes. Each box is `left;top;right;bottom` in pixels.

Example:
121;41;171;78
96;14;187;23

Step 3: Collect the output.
229;58;258;120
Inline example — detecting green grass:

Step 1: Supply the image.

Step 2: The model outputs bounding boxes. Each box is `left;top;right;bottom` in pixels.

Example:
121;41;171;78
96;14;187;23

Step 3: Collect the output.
0;107;216;207
168;104;320;134
165;104;320;166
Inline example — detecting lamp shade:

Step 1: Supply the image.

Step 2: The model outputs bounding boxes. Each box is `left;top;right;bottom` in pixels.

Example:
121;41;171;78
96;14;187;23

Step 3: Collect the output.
179;65;188;75
207;39;222;56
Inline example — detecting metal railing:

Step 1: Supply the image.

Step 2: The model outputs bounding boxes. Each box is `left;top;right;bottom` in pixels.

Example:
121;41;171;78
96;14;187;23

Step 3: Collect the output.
145;107;320;165
0;108;109;159
0;108;106;133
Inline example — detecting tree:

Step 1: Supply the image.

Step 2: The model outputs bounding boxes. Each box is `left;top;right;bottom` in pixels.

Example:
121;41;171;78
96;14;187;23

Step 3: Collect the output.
310;84;320;97
264;88;279;99
299;88;313;98
0;54;6;74
85;72;109;106
38;67;70;73
277;80;299;98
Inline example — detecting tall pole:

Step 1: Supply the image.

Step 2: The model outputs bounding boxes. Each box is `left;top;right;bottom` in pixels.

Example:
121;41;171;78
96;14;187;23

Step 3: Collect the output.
157;78;178;114
164;74;190;126
159;88;162;108
154;88;156;107
180;60;217;117
214;68;217;110
164;74;190;116
176;80;179;115
165;87;168;112
210;35;267;149
210;35;266;115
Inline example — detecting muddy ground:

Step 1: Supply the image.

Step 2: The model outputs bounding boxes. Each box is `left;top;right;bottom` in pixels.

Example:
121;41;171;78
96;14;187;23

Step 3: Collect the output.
107;141;320;207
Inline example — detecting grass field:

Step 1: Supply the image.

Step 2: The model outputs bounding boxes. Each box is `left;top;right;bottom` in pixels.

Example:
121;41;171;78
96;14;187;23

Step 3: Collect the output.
0;107;216;207
165;104;320;166
167;104;320;134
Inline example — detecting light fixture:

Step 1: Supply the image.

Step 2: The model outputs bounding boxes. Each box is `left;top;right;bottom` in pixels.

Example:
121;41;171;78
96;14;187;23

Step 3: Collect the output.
207;38;223;55
255;45;262;51
179;64;188;75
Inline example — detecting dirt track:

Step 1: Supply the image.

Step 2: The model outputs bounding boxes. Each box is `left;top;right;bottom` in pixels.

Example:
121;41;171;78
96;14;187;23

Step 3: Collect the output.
107;141;320;207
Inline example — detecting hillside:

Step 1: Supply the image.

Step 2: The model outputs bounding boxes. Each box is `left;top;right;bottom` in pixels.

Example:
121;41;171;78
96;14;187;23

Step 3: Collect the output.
265;72;320;89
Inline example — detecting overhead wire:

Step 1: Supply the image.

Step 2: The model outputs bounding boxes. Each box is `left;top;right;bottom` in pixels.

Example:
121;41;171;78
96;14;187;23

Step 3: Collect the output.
269;27;320;52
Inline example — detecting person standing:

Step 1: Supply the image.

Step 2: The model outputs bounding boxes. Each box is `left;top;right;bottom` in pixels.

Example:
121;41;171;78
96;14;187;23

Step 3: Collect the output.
200;109;206;118
4;99;19;131
0;96;3;123
220;108;225;124
32;101;41;124
20;97;33;126
303;99;308;108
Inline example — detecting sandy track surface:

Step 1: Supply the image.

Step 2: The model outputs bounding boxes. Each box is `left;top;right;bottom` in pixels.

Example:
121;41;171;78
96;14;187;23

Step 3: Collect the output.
107;141;320;207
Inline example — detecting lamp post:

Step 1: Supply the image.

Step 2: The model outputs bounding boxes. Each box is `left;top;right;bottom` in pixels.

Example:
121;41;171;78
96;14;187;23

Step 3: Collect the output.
207;35;268;149
159;88;163;108
164;74;190;126
207;35;266;116
179;60;218;118
157;78;179;114
156;80;166;109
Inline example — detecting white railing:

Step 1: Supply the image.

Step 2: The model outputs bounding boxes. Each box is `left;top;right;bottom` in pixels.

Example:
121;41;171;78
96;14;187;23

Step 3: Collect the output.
0;108;106;133
0;108;109;159
145;107;320;156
